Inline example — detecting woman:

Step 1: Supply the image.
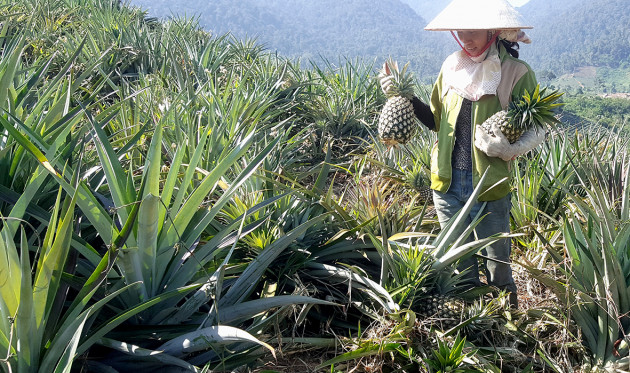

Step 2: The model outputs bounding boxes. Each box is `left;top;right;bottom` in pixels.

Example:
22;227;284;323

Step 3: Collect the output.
380;0;545;308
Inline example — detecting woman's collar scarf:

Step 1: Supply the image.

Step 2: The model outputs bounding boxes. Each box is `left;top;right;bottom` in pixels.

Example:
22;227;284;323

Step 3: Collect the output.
441;39;502;102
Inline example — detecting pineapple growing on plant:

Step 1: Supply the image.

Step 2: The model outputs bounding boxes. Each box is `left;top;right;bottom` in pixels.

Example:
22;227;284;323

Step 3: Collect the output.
481;85;564;144
417;294;465;330
416;293;507;333
378;59;418;147
407;167;433;203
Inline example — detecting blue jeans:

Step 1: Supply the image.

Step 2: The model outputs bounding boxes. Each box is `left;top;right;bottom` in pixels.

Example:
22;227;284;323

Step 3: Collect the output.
433;169;516;294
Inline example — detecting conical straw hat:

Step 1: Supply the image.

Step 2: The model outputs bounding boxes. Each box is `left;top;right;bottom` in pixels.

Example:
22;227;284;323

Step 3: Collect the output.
425;0;532;31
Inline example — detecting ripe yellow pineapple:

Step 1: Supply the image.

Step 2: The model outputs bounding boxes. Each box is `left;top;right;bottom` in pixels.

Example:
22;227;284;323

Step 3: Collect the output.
378;59;418;147
481;85;564;143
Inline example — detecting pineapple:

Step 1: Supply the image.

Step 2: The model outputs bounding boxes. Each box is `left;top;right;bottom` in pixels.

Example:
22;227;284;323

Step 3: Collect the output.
378;59;418;147
417;294;465;330
408;167;433;203
481;85;564;144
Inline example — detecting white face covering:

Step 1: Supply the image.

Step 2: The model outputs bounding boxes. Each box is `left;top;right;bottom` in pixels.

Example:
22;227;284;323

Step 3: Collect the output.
441;42;502;102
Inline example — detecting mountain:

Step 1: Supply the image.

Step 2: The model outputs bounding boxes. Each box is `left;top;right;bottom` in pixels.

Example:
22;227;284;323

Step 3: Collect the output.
399;0;531;21
520;0;629;73
518;0;584;24
398;0;450;20
130;0;452;75
129;0;630;82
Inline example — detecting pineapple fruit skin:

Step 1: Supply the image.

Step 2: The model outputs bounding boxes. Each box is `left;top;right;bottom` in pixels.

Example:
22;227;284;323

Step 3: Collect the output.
410;170;433;203
378;96;417;146
480;110;524;144
417;294;464;330
418;294;464;317
377;59;418;146
480;85;564;144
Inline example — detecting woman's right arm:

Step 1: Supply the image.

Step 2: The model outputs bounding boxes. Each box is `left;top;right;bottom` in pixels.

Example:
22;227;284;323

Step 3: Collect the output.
379;62;440;131
412;71;444;132
411;97;435;130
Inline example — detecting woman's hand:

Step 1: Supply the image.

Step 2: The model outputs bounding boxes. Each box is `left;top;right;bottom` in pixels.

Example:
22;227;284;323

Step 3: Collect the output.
377;61;398;94
475;123;546;161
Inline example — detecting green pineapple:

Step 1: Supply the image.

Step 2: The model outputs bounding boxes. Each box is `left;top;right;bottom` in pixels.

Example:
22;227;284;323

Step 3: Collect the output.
378;59;418;147
481;85;564;143
408;167;433;203
417;294;465;330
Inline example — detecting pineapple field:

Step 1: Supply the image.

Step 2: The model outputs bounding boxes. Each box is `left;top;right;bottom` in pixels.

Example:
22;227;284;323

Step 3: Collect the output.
1;1;630;372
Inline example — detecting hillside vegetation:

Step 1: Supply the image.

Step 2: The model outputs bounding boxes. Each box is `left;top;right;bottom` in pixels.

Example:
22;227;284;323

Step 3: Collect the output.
130;0;630;84
523;0;630;74
1;0;630;372
129;0;452;76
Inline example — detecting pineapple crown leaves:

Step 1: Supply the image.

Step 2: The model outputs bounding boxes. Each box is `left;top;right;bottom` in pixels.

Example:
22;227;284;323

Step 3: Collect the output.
381;57;416;99
425;334;478;372
507;84;565;131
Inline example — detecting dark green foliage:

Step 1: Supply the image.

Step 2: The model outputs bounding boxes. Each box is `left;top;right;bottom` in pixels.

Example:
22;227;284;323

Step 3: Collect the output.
561;94;630;131
424;334;478;373
523;0;630;74
3;0;630;372
129;0;630;79
130;0;452;76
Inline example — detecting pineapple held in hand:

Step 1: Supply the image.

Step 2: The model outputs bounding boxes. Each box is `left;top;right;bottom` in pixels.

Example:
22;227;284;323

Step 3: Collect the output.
481;85;564;144
378;59;418;147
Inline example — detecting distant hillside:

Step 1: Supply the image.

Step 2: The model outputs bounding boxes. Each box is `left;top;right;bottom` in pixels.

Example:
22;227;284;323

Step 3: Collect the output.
130;0;451;75
520;0;629;74
398;0;449;20
400;0;529;20
130;0;630;86
518;0;584;24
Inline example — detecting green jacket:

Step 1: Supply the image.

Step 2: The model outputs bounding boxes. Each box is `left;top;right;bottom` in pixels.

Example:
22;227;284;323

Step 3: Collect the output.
429;43;537;201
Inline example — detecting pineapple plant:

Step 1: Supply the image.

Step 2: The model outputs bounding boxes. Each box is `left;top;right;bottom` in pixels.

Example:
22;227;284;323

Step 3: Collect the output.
481;85;564;143
378;59;418;147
